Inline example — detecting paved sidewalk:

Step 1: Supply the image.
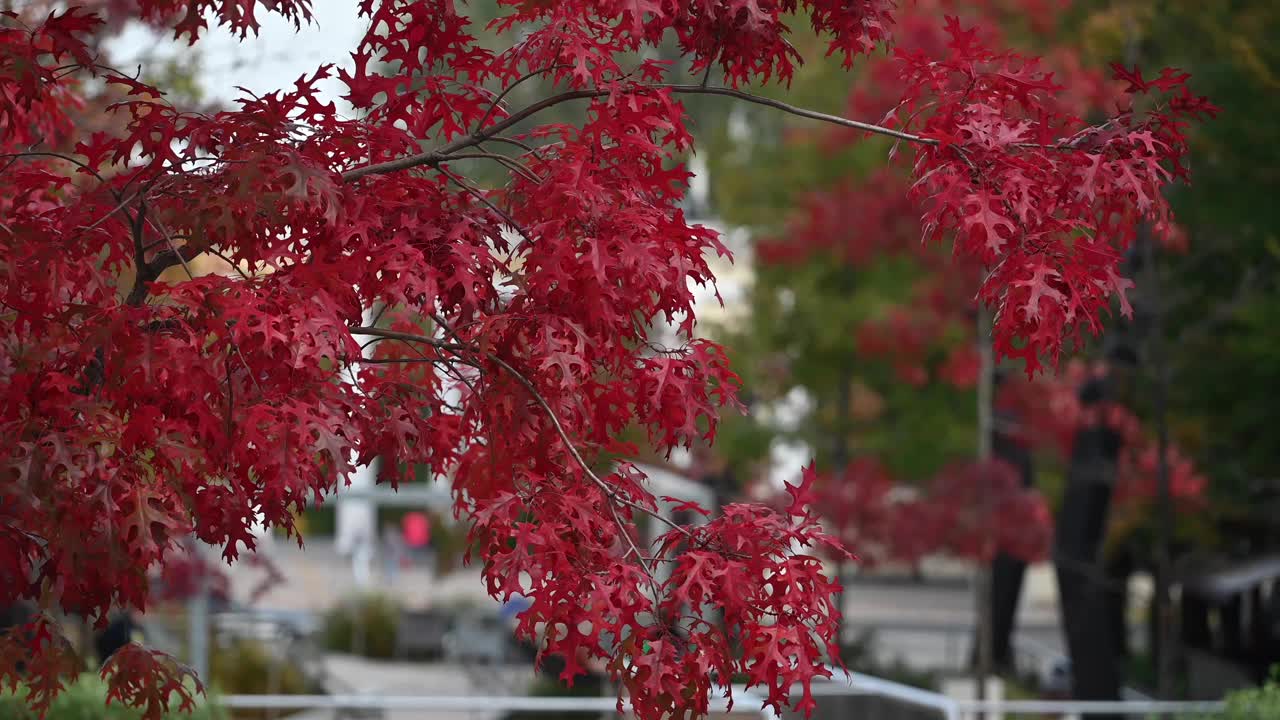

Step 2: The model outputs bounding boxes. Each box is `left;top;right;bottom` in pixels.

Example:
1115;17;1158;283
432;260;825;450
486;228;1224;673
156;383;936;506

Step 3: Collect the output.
842;563;1065;670
279;655;536;720
284;655;765;720
227;536;1067;674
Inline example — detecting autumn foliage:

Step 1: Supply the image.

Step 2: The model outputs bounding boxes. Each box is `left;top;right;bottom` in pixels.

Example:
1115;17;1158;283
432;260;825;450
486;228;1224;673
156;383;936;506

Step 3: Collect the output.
1;0;1211;718
752;0;1208;574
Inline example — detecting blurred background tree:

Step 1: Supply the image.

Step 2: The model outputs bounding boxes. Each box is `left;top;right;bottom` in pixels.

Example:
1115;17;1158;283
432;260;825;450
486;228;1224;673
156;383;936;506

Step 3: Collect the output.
1066;0;1280;532
693;0;1280;701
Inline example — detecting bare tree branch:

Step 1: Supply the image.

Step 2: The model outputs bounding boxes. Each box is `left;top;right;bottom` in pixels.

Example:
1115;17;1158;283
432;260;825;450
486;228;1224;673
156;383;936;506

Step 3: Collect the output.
349;325;469;352
471;63;575;137
341;84;934;182
443;151;541;183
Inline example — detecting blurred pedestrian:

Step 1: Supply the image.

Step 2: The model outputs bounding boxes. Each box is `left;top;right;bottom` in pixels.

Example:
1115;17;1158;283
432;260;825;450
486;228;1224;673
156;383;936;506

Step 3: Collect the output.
402;511;433;575
382;523;406;585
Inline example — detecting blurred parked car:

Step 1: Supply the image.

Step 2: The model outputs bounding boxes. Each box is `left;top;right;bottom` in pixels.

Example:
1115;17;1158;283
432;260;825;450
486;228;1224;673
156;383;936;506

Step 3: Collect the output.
443;610;521;664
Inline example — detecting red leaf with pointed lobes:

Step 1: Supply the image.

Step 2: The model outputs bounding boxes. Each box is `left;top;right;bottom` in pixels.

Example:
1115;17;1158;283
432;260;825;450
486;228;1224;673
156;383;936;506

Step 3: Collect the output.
660;496;711;517
101;644;203;720
0;616;81;716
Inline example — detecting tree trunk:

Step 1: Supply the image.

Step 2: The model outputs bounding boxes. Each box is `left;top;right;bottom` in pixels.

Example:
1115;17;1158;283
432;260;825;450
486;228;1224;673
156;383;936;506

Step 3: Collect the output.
974;309;995;715
988;425;1034;671
833;369;853;652
1054;400;1124;720
1103;546;1134;662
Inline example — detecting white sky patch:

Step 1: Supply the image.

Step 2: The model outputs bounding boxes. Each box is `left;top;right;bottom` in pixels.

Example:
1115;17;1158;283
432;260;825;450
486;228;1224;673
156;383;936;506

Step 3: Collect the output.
107;2;366;111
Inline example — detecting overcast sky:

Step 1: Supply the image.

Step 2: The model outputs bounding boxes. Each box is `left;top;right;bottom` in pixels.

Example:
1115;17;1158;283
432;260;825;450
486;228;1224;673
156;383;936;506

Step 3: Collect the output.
107;1;365;110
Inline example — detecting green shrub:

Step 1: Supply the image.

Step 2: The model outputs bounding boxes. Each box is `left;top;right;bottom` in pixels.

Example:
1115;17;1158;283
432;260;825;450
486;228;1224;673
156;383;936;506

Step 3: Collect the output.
1210;670;1280;720
0;673;224;720
322;592;400;658
209;638;315;697
208;637;319;720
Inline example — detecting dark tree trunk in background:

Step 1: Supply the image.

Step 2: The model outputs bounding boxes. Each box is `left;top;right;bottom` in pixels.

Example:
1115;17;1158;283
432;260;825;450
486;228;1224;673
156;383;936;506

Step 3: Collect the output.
706;467;735;517
981;414;1035;672
989;553;1026;670
832;369;853;651
1221;595;1244;659
1181;592;1211;651
1050;234;1150;716
1054;379;1125;720
1103;546;1134;662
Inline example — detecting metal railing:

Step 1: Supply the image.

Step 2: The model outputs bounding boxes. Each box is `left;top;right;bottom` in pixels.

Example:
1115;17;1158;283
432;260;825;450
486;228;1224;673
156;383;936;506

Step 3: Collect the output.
805;665;1229;719
955;699;1226;716
815;665;961;720
220;670;1232;720
221;686;780;719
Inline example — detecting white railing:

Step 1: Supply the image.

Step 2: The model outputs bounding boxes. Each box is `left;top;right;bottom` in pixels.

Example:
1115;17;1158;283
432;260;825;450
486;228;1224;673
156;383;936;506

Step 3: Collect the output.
221;672;1230;720
806;665;1228;719
956;698;1225;716
221;687;779;719
814;665;962;720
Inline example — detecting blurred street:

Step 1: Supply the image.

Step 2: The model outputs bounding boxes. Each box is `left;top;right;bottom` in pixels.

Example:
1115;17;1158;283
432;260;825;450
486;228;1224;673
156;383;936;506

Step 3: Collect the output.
287;655;532;720
226;537;1071;675
226;537;496;615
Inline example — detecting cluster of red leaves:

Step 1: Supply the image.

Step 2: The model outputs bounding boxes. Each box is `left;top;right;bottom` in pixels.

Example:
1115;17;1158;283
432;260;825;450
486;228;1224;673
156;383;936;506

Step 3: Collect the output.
0;1;1210;718
0;615;81;714
752;0;1206;570
998;360;1207;511
796;0;1213;374
810;459;895;559
150;553;231;607
757;168;922;267
0;612;201;720
920;459;1053;563
807;458;1051;569
895;19;1216;374
495;0;893;89
99;645;202;720
853;275;983;388
843;0;1120;125
150;540;283;606
477;463;847;718
0;1;895;717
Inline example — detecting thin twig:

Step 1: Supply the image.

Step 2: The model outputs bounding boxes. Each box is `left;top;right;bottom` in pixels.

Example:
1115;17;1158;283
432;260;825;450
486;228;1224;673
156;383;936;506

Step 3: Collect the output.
485;349;695;539
442;151;541;184
471;63;574;136
608;499;660;586
416;312;697;540
362;357;456;365
436;166;536;249
367;302;390;329
0;138;45;176
349;325;469;352
203;247;253;280
151;214;266;397
482;135;541;156
0;151;115;190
